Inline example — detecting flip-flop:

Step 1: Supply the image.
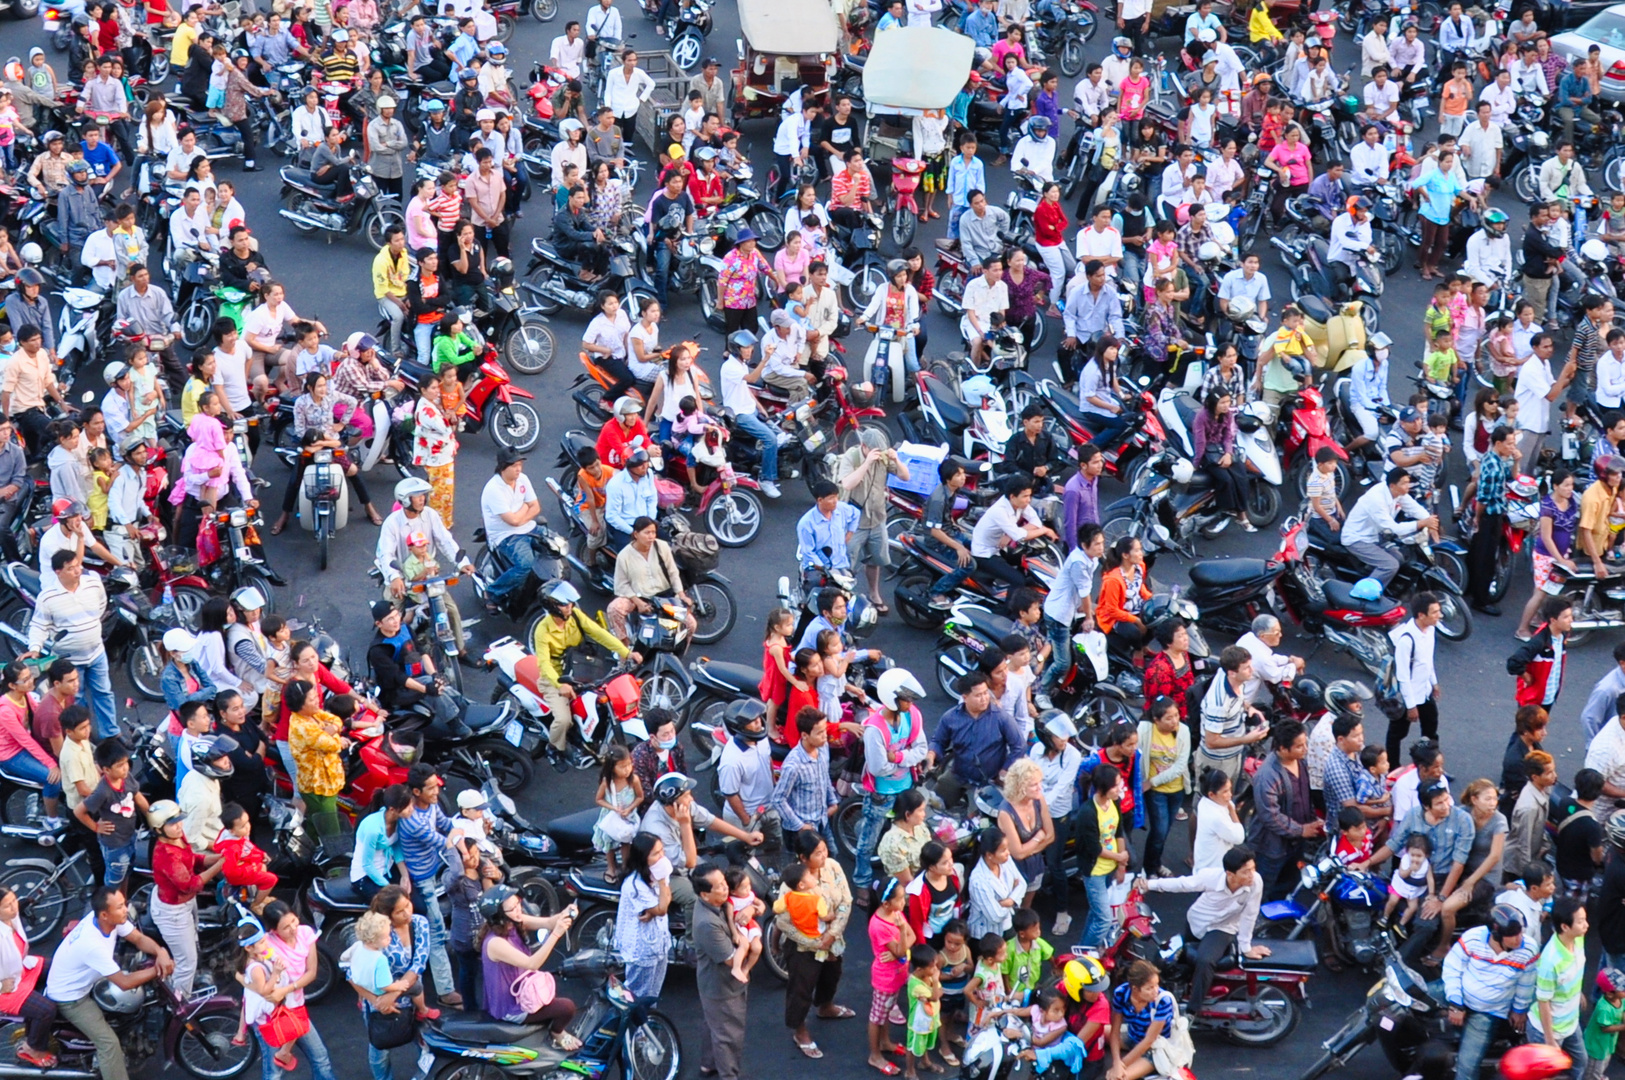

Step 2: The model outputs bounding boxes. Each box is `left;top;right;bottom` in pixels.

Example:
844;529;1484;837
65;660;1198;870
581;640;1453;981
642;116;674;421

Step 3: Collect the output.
17;1049;56;1069
870;1062;902;1076
556;1033;583;1052
940;1050;960;1067
821;1005;858;1020
873;600;891;615
797;1041;824;1059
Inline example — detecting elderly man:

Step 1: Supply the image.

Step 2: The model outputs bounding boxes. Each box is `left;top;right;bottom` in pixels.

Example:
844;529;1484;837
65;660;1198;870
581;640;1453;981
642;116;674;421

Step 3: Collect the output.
25;549;117;741
693;861;751;1080
836;428;908;614
759;309;812;402
1235;614;1305;705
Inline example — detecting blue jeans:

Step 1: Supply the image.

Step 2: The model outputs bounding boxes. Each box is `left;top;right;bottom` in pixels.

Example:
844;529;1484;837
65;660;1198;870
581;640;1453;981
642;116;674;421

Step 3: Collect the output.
414;322;435;366
1143;790;1180;875
1454;1011;1508;1080
851;789;897;889
489;533;544;600
78;652;117;742
732;410;778;482
257;1024;339;1080
652;239;674;303
1083;871;1116;948
0;752;61;799
410;881;456;999
923;538;971;596
102;840;135;889
1040;614;1074;693
1034;1034;1088;1074
948;202;968;240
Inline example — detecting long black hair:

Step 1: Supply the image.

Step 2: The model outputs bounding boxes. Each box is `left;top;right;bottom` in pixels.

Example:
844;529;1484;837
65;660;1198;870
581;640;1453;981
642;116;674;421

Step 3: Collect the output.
627;832;662;887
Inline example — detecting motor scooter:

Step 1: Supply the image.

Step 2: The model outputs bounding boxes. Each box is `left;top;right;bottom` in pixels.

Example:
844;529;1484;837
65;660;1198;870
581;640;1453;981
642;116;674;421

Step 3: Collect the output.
863;320;918;404
1155;366;1285;522
887;156;926;248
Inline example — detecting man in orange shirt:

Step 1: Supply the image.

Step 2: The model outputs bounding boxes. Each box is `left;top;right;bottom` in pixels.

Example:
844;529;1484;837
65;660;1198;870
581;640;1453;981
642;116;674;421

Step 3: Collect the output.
830;147;876;219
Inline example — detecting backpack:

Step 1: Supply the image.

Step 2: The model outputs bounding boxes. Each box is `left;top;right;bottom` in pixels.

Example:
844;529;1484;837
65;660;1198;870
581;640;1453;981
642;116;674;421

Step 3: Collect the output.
671;531;719;574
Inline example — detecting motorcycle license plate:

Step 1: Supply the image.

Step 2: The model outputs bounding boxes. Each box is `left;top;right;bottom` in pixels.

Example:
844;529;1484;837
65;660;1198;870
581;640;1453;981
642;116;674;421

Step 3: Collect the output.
235;546;252;560
1543;579;1564;595
504;719;525;746
804;430;826;451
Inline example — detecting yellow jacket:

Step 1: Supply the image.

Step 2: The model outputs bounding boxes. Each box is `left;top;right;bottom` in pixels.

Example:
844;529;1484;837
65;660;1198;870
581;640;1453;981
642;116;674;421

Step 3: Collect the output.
532;608;628;685
288;709;346;797
372;247;409;301
1249;5;1285;42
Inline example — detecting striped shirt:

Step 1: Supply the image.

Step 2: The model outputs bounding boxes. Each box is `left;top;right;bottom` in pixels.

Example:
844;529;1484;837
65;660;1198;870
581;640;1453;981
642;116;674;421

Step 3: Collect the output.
770;742;838;832
1111;984;1176;1045
1442;925;1538;1015
427;189;464;233
1532;934;1585;1039
394;800;462;886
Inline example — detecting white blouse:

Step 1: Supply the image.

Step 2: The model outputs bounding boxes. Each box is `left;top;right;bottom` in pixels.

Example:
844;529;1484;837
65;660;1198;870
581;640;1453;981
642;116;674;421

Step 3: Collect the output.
583;310;631;360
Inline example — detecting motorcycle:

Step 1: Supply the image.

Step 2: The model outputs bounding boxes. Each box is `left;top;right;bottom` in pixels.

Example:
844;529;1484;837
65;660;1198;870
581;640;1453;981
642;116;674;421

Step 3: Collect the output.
1030;0;1098;77
1098;448;1280;557
1156;381;1284;527
899;367;1018;464
886;156;926;249
523;233;661;319
293;445;349;571
1258;847;1392;971
1294;932;1440;1080
1541;559;1625;647
1270;232;1384;332
403;341;541;452
1303;527;1473;641
863;319;919;405
641;0;713;70
276;163;405;249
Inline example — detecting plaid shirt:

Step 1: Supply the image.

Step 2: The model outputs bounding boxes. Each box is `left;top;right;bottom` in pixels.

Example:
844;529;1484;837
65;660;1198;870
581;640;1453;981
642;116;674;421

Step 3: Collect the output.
1142;651;1196;721
330;356;391;400
771;741;838;832
1176;222;1214;266
1322;748;1363;811
1201;363;1248;404
1480;448;1513;516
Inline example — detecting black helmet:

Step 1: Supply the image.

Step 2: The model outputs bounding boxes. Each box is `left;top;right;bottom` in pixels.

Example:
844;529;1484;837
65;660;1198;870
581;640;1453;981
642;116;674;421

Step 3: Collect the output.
625;448;651;468
15;268;43;288
1323;679;1373;723
538;578;581;617
723;699;768;741
477;884;518;921
652;772;696;805
192;735;239;779
1290;676;1326;716
1488;903;1525;942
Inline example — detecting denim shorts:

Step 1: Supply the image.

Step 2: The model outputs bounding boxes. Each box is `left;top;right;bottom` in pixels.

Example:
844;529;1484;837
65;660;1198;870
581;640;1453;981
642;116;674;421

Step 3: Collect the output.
102;841;135;886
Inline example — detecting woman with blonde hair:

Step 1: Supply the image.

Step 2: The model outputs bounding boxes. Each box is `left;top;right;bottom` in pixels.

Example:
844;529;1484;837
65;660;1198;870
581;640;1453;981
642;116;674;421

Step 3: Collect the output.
996;757;1054;905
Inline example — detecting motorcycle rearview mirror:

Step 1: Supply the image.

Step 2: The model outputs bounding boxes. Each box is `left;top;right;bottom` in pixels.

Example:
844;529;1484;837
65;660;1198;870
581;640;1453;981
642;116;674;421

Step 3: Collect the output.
81;390;94;403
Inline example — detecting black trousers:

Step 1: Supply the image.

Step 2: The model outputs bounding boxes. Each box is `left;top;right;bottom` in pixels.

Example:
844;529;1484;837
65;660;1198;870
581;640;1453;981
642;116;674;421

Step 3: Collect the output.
1189;929;1234;1014
477;218;512;260
723;306;756;334
234;118;258;163
1202;458;1250;514
976;552;1028;591
595;353;638;404
616;114;638;144
1468;511;1505;606
12;408;49;457
1385;697;1439;765
784;948;843;1030
0;495;23;562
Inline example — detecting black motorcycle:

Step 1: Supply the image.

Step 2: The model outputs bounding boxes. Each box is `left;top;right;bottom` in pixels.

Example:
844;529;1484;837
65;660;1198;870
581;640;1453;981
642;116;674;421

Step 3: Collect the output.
1030;0;1098;77
1297;933;1461;1080
1301;528;1472;641
277;162;405;249
523;233;662;317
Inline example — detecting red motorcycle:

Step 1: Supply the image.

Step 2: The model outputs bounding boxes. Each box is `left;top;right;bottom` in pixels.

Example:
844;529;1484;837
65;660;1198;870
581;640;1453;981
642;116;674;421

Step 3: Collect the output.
268;711;421;821
1062;882;1317;1046
754;361;889;453
461;347;542;453
1278;383;1353;500
886;156;926;248
1034;378;1167;485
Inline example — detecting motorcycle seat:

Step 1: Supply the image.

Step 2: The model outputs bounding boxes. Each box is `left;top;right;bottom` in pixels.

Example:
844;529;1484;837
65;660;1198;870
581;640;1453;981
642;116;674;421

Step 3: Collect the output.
1322;578;1401;615
0;764;41;788
960;605;1017;642
1238;937;1318;971
433;1015;563;1053
546;807;602;849
694;660;764;693
282;167;336;192
532;240;566;264
513;653;545;697
1171;393;1199;436
920;373;968;431
311;876;371;910
9;566;39;598
423;81;459;99
1297;294;1334;325
1188;558;1273;589
163;409;186;433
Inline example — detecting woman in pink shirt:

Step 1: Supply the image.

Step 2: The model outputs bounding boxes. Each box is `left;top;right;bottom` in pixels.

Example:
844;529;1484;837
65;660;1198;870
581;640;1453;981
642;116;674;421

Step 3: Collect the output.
773;230;813;286
1263;124;1313;223
989;25;1028;73
0;662;60;823
1117;59;1151;128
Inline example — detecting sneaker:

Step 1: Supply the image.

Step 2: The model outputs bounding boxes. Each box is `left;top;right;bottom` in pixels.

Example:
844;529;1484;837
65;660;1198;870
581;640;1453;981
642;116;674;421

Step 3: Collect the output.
1239;519;1257;532
1175;808;1189;821
1033;691;1054;712
776;430;795;446
928;593;954;610
1052;913;1072;936
759;480;782;499
38;816;63;831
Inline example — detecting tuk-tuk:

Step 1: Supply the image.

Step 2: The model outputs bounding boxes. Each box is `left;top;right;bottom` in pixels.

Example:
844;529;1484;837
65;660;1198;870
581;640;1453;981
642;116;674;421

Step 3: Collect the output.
731;0;841;123
860;27;973;246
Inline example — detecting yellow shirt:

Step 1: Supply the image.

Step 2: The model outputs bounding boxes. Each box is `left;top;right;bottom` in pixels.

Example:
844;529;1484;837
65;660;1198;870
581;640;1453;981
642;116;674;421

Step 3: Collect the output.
170;21;200;66
60;736;97;811
180;376;208;424
372;246;409;301
288;709;346;797
1091;799;1120;877
88;469;111;530
530;608;628;686
1149;728;1183;794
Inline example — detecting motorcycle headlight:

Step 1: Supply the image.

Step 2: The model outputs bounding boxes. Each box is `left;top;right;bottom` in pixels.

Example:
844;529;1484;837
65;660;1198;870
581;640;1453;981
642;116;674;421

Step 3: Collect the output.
1299;862;1321;891
1381;964;1415;1009
699;235;716;255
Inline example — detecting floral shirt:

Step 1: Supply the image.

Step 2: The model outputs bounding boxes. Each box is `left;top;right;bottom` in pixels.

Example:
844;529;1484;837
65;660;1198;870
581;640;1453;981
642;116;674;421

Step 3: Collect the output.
293;391;360;439
383;915;433;979
1003;267;1052;323
718;246;771;310
412;393;457;468
287;708;345;797
1143;301;1182;362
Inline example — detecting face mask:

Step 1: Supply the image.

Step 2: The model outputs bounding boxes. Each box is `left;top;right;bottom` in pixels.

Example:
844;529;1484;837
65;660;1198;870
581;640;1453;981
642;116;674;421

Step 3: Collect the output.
650;856;673;881
656;737;676;751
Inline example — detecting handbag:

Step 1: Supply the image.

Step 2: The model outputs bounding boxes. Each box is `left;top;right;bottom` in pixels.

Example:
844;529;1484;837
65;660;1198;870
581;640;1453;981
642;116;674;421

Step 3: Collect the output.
510;969;556;1014
367;1005;417;1050
259;1003;310;1049
1150;998;1196;1075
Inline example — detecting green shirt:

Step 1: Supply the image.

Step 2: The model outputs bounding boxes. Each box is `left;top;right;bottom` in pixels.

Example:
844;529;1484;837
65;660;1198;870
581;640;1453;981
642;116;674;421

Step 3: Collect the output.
1424;349;1459;383
432;331;476;373
1532;934;1585;1039
1584;994;1623;1060
1002;936;1055;1000
1424;303;1453;343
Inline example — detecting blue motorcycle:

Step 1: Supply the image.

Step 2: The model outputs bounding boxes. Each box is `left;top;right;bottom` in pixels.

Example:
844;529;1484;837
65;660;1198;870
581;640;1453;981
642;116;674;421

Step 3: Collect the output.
1257;848;1390;970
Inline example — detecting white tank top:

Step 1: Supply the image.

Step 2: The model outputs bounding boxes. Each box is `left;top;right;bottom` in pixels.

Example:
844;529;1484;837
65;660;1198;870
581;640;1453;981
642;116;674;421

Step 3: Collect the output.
659;369;699;423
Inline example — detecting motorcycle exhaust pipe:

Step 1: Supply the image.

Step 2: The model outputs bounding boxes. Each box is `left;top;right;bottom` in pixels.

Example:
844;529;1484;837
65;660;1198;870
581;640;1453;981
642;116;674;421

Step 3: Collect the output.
1568;617;1625;631
277;208;342;231
0;1065;98;1079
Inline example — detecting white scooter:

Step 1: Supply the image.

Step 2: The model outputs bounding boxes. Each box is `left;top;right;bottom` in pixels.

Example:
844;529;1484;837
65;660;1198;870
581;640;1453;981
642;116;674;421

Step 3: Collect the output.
54;287;108;386
863;319;918;404
1154;359;1285;525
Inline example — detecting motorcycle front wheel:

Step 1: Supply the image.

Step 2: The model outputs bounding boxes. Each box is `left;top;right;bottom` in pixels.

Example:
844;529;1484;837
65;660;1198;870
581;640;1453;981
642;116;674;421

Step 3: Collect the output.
891;205;918;249
1100;513;1143;549
495;12;516;39
1245;483;1282;529
705;488;762;547
128;640;166;701
180;294;219;350
671;28;704;70
530;0;558;19
505;318;557;375
699;269;724;331
746;207;785;251
175;1006;258;1079
1432;591;1473;642
625;1012;683;1080
508;867;562;916
1059;35;1085;77
317;519;330;571
465;738;535;792
1223;985;1299;1046
365;206;406;250
490;400;542;452
569;905;617;952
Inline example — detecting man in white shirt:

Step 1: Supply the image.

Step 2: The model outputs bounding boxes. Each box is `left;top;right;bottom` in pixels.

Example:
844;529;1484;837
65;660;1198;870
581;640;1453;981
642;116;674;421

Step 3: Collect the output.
1073;65;1110;124
210;318;260;421
1117;0;1151;53
480;448;548;602
1075;205;1123;276
1349;124;1391;186
602;48;655;144
760;310;811;402
1236;614;1304;704
1010;116;1056;182
1479;70;1517;127
584;0;624;48
81;208;121;292
1361;65;1400;124
1459;101;1504;181
549;20;586;78
960;256;1010;368
1586;711;1625;817
717;331;782;499
1389;596;1441;762
1388;739;1445;827
1516;333;1577;463
1217;253;1270;321
970;473;1054;591
1511;43;1550;97
1464;210;1514;284
1141;848;1266;1011
1328;196;1377;272
907;0;941;26
167;185;212;260
772;98;819;201
1340;467;1439;586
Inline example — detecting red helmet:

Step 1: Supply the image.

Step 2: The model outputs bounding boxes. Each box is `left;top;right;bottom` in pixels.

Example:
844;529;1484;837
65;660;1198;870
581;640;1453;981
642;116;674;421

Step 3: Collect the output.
1500;1045;1572;1080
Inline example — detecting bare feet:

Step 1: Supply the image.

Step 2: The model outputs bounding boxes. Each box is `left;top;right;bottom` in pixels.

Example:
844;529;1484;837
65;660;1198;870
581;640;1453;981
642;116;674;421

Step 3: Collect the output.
731;966;749;983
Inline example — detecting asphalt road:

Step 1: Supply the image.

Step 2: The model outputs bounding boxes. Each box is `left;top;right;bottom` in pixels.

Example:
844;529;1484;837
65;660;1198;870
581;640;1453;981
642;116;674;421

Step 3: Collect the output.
0;5;1616;1080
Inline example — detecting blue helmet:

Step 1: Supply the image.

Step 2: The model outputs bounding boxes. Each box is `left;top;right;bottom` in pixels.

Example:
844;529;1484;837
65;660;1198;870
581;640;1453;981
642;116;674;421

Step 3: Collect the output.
1349;577;1383;602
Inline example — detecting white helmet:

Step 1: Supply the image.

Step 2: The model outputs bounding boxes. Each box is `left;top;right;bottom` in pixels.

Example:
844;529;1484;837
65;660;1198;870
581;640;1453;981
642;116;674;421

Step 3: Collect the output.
1226;296;1256;320
395;476;432;505
1197;240;1223;262
877;668;926;711
102;360;129;384
1170;456;1195;484
18;242;40;265
1583;238;1609;263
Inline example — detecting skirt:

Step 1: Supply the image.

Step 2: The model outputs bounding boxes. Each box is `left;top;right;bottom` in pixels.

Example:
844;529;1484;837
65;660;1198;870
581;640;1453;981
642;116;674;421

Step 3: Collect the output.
426;460;456;528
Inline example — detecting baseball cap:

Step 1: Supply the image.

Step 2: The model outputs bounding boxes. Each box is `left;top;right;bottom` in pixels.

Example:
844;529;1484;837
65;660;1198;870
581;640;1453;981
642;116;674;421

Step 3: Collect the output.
457;789;488;810
1398;406;1421;423
770;309;792;327
1599;968;1625;994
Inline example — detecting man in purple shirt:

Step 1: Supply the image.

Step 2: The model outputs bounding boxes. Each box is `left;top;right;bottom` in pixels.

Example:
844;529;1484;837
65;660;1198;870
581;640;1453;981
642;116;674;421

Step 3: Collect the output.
1064;444;1104;551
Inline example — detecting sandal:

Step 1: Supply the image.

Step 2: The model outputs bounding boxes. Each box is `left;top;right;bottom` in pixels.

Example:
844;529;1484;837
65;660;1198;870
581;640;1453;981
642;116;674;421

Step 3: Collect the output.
273;1052;299;1071
555;1033;583;1052
17;1049;57;1069
820;1005;857;1020
271;513;289;535
797;1041;824;1059
872;599;891;615
940;1049;960;1067
871;1063;902;1076
416;1006;442;1021
366;506;384;526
